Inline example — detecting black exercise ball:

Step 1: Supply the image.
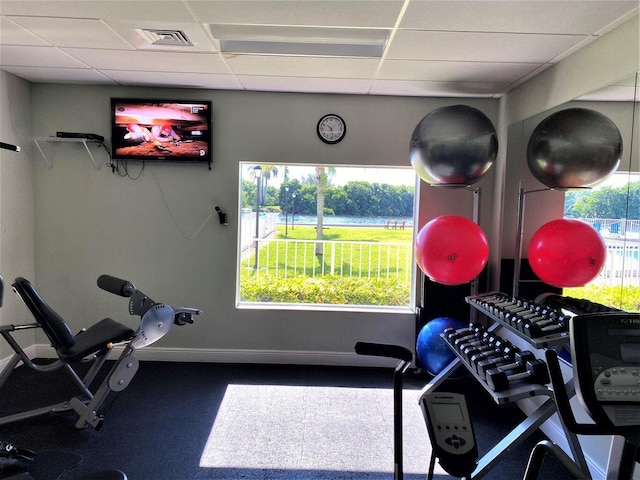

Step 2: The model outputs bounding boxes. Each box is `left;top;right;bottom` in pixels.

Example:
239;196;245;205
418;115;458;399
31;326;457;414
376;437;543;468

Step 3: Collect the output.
410;105;498;185
527;108;622;188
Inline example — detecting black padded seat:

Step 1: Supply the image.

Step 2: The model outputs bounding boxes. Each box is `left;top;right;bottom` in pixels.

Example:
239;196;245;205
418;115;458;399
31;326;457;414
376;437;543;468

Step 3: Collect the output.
12;277;135;362
57;318;135;362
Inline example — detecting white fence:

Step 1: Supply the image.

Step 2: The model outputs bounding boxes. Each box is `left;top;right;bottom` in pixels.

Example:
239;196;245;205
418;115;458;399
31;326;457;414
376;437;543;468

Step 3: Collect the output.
580;218;640;286
239;214;640;286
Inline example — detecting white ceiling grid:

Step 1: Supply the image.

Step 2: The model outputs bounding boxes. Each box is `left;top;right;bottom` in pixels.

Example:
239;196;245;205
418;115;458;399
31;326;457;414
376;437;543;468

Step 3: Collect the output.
0;0;637;98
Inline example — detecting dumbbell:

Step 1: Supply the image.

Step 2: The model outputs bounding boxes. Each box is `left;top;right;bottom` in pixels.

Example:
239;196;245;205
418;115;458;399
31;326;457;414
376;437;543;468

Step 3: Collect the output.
468;339;512;367
474;344;520;377
450;325;485;348
443;323;482;342
523;319;568;338
460;334;503;360
486;355;550;392
456;331;495;353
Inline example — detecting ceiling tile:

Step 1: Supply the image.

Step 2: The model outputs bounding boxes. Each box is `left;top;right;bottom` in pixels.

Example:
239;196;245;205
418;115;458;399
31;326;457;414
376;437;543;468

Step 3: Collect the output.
370;79;504;97
400;1;639;35
102;70;244;90
188;0;403;27
0;45;89;68
225;55;380;78
9;16;132;49
106;21;217;53
61;48;232;74
386;30;587;63
0;65;116;84
378;59;541;83
238;75;373;95
0;17;51;46
0;1;197;22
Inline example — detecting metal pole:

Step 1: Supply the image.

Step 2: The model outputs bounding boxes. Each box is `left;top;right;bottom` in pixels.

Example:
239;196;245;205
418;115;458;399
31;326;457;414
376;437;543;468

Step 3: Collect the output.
513;187;550;298
285;186;289;237
291;193;296;230
254;167;262;269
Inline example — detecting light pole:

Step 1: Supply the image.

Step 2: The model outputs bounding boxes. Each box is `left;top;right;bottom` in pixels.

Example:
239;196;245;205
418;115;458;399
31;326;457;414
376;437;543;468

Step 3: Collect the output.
284;186;289;237
291;192;296;230
254;166;262;269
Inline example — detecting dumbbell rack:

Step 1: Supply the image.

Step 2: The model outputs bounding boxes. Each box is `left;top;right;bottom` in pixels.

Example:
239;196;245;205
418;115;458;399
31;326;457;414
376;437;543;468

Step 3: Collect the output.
440;327;552;405
418;292;589;479
465;291;571;349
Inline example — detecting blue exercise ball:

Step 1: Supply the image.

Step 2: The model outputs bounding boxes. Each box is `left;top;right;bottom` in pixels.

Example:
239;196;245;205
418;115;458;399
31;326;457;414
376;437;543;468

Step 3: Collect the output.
416;317;466;375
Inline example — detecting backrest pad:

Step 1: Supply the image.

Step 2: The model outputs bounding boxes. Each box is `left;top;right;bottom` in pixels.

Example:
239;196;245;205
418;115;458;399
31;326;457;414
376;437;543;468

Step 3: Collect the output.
12;277;75;350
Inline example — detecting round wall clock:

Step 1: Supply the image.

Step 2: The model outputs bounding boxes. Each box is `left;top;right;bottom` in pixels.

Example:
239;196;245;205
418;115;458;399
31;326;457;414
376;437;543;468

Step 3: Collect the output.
317;114;346;144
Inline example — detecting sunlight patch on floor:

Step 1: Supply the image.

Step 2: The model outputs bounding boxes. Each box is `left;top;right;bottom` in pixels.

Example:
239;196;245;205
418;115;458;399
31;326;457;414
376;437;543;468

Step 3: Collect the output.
199;384;446;475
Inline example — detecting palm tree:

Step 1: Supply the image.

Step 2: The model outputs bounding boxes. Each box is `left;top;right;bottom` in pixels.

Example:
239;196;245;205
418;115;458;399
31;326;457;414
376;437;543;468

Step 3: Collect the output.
314;166;335;256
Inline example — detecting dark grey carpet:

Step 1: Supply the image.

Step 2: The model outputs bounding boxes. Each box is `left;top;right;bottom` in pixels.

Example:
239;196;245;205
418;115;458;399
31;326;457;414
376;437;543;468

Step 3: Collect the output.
0;361;577;479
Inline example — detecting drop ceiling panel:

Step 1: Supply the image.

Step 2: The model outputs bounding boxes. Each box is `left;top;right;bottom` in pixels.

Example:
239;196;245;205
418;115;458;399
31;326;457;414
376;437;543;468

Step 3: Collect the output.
0;0;637;99
107;21;217;53
0;0;197;23
400;1;639;34
0;17;50;46
103;70;244;90
62;48;231;74
0;45;89;68
9;16;132;49
370;79;505;98
238;75;374;95
386;30;587;63
378;59;541;83
225;55;381;78
188;0;404;28
0;65;115;84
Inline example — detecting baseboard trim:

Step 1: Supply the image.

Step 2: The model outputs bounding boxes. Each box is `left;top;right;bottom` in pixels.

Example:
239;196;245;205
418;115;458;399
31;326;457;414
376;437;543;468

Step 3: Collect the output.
7;344;400;368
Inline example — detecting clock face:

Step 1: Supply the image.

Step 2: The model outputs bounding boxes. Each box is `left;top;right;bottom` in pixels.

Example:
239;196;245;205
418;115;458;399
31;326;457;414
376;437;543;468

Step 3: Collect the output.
317;114;346;144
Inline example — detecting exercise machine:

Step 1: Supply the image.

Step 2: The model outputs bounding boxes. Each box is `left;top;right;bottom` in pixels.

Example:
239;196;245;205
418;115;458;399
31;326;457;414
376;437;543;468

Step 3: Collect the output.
354;341;413;480
421;307;639;479
527;312;639;479
0;439;128;480
0;274;201;430
422;392;478;479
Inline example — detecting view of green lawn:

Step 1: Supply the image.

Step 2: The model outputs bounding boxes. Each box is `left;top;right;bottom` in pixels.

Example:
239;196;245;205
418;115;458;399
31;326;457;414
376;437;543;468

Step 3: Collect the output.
239;225;414;306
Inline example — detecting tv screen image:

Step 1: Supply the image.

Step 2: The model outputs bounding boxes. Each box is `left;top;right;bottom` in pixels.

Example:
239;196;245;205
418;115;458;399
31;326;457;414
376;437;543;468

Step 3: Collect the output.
111;99;212;167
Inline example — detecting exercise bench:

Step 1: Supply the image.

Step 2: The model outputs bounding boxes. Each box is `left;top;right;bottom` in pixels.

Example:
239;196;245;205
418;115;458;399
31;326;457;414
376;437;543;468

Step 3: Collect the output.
0;275;201;430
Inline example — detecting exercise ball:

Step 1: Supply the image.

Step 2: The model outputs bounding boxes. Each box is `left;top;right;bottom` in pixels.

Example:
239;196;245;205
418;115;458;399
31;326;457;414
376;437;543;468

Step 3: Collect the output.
527;108;622;188
415;215;489;285
528;219;606;288
410;105;498;185
416;317;466;375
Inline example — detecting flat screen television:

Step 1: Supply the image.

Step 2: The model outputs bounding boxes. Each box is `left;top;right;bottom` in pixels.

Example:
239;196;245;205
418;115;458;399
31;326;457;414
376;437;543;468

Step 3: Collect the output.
111;98;212;168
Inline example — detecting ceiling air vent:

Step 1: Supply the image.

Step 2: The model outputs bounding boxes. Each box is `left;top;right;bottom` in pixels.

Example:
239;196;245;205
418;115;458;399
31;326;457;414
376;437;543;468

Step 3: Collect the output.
134;29;193;47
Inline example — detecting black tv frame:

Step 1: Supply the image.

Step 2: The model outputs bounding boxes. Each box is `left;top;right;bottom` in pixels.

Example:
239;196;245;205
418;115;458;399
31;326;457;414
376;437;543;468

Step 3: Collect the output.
111;98;212;169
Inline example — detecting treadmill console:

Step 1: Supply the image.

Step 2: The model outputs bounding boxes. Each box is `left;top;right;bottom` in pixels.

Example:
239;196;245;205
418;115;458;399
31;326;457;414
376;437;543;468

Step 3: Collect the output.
570;313;640;429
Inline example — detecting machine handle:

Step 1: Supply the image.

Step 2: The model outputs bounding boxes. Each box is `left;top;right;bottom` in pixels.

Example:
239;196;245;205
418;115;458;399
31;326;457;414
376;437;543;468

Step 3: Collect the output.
97;275;136;298
355;342;413;362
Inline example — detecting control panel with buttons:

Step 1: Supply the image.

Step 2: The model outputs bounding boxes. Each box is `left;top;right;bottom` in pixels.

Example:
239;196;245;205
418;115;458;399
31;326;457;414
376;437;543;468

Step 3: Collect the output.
421;392;478;478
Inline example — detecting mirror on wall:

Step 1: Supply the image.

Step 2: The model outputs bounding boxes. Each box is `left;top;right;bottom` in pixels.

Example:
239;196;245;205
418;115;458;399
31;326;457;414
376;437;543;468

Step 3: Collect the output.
504;72;639;312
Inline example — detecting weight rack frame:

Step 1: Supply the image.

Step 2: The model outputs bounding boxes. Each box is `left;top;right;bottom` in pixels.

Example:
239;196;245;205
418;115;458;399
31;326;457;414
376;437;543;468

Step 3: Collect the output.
418;293;590;479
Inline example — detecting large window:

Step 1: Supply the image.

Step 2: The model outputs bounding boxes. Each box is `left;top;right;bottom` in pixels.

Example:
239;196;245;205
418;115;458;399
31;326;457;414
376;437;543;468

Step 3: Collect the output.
563;172;639;312
236;163;417;310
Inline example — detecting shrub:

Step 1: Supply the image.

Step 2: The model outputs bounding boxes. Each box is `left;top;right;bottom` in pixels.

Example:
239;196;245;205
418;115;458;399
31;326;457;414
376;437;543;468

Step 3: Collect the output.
241;274;410;306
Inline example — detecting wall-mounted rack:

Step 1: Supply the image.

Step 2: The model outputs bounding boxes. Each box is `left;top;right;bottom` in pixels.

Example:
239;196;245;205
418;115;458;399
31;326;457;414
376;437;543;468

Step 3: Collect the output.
32;137;105;170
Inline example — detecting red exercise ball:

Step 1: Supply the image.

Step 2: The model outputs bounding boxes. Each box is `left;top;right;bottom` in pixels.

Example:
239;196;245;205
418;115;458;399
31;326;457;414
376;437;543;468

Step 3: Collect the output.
528;219;606;288
415;215;489;285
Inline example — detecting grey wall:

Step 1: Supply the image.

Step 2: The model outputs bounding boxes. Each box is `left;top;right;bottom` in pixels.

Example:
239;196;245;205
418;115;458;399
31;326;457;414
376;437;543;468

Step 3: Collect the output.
0;70;35;360
25;84;498;363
